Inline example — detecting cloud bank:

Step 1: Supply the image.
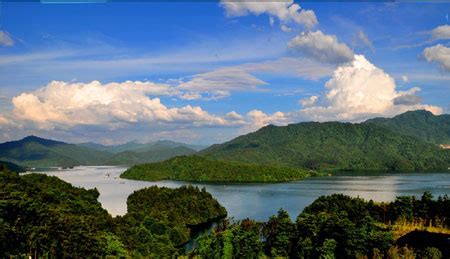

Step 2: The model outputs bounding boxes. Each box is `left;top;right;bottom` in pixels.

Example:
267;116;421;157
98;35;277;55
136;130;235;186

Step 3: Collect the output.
9;81;240;130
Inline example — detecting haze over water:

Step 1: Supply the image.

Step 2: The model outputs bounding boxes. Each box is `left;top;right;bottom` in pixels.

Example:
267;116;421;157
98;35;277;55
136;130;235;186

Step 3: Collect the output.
37;166;450;221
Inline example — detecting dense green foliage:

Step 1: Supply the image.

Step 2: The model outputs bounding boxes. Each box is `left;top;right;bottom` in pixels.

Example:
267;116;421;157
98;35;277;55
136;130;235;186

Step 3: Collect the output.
0;172;116;258
114;185;227;257
0;160;25;172
201;120;449;171
0;136;112;168
194;193;450;258
364;110;450;145
0;136;198;167
80;139;205;153
121;155;316;182
105;146;196;166
0;172;226;258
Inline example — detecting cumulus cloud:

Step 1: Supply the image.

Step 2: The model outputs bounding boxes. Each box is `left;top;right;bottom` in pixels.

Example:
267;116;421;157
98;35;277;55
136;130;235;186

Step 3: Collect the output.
243;110;289;133
431;25;450;40
9;80;240;129
220;0;317;29
0;30;14;47
288;30;354;64
299;95;318;107
298;55;442;121
423;44;450;72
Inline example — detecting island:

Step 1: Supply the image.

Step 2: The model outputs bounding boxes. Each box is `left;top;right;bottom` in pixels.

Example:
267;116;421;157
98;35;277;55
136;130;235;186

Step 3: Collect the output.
120;155;318;183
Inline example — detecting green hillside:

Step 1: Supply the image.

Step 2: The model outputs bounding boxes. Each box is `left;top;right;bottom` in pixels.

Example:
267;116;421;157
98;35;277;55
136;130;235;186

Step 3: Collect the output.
0;136;111;168
105;146;196;166
121;155;316;182
364;110;450;145
0;136;199;168
80;140;205;153
201;121;449;171
0;161;25;172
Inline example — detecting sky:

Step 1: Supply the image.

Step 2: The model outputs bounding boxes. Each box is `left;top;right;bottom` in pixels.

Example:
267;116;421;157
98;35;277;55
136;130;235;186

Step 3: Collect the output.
0;1;449;145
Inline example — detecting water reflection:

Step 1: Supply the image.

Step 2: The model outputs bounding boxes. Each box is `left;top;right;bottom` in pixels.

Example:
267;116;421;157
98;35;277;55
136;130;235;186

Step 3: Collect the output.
36;167;450;221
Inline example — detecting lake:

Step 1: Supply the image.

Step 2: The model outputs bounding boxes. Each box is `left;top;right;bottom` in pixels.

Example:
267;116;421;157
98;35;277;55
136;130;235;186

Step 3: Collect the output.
36;166;450;221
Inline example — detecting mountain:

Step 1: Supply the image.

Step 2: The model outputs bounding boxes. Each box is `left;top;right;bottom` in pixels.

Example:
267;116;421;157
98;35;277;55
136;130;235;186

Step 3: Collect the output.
105;146;197;166
0;136;112;168
79;140;205;153
201;120;449;171
0;136;200;168
364;110;450;145
0;160;25;172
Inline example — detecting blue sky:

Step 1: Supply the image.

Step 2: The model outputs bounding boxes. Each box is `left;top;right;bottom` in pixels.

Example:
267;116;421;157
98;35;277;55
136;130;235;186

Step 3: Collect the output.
0;1;449;145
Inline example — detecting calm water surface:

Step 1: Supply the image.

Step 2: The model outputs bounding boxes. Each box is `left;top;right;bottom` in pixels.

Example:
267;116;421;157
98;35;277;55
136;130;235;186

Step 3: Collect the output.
36;166;450;221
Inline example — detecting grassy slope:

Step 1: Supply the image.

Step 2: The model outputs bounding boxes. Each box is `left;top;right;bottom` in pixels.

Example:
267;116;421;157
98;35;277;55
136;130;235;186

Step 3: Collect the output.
201;122;449;171
120;155;317;183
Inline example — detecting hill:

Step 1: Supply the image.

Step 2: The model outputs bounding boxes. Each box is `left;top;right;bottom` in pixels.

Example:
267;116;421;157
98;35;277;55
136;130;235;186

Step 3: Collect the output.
105;146;196;166
201;121;449;171
0;161;25;172
0;136;112;168
364;110;450;145
120;155;316;182
79;140;205;153
0;136;200;167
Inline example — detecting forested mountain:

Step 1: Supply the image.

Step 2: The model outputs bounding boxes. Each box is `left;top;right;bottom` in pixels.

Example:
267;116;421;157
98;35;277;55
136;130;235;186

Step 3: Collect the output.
0;136;112;168
201;121;449;171
80;140;205;153
121;155;315;182
364;110;450;144
0;161;25;172
105;146;196;166
0;136;199;167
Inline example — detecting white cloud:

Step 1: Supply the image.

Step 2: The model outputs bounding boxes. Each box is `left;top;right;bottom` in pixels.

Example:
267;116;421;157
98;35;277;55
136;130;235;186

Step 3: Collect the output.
220;0;317;29
288;30;354;64
401;75;409;83
178;68;267;100
299;95;318;107
431;25;450;40
243;110;289;133
9;80;239;129
356;30;374;51
177;56;335;100
238;57;335;80
423;44;450;72
298;55;442;121
0;30;14;47
280;24;292;32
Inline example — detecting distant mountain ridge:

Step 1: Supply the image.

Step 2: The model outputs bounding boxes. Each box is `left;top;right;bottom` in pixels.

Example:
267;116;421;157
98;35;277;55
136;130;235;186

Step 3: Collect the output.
0;136;200;168
79;140;205;153
364;110;450;144
0;136;112;168
201;111;450;171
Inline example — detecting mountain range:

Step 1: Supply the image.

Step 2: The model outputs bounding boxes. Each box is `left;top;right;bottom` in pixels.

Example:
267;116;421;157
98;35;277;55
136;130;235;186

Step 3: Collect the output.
0;110;448;170
0;136;199;168
201;110;450;171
